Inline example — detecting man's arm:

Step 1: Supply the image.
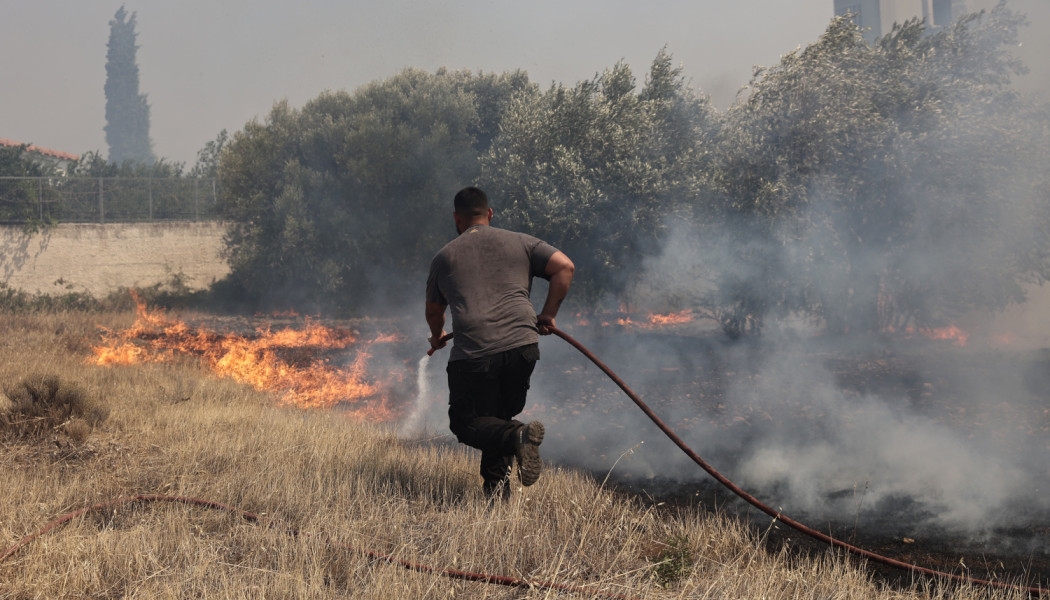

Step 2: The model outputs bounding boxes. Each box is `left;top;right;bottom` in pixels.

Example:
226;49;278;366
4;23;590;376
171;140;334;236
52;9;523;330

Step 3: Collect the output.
425;300;449;350
537;251;574;335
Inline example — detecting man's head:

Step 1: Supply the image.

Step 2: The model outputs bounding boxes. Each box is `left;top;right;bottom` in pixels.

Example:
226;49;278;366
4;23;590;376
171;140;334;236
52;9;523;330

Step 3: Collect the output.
453;186;493;234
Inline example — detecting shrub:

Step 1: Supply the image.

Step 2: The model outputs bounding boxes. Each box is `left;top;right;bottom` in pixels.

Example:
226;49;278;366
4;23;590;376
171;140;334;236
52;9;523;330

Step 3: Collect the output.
649;534;695;587
0;375;107;443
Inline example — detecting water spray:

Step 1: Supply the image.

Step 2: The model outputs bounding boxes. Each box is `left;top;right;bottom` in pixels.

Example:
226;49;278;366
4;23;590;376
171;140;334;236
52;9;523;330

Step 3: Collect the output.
396;354;432;436
397;332;456;436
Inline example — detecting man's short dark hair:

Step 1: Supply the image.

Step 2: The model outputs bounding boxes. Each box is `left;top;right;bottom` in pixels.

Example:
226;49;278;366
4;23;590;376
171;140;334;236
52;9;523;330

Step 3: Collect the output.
454;186;489;217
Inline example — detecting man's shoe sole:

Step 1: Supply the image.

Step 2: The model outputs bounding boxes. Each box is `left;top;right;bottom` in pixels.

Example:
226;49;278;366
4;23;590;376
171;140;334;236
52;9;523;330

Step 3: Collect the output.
517;421;545;486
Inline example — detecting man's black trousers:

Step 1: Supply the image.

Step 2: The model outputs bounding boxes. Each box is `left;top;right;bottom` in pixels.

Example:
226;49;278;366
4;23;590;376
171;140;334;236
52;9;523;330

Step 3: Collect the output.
446;343;539;492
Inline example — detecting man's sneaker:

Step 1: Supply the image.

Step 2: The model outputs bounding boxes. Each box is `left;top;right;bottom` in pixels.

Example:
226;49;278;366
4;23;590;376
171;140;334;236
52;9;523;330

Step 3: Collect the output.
515;421;545;486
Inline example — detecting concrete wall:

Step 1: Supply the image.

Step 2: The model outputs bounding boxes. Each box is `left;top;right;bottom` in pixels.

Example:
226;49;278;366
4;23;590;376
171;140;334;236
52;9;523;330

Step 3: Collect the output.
0;222;230;297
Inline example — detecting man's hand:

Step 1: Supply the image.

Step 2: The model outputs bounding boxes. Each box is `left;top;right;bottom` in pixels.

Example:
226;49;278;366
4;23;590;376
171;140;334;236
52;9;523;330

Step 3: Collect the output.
425;300;448;354
429;332;449;351
537;313;556;336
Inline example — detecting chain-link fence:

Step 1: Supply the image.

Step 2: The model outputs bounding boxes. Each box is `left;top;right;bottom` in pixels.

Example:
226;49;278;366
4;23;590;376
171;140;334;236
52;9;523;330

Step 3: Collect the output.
0;177;219;224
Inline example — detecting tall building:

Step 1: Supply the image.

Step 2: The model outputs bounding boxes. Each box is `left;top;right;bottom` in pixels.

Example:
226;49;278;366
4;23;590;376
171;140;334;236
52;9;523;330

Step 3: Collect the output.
834;0;967;42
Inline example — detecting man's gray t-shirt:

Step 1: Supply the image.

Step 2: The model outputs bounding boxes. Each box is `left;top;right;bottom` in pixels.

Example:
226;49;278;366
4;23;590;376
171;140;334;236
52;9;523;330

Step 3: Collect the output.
427;224;558;361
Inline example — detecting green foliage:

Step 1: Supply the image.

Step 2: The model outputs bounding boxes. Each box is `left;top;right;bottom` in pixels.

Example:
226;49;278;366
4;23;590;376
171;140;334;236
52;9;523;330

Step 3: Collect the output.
211;8;1048;331
218;69;533;312
483;50;714;305
705;4;1049;334
0;144;51;228
0;285;104;313
190;130;229;178
104;6;155;166
73;150;183;178
0;276;211;314
0;144;49;178
649;534;694;587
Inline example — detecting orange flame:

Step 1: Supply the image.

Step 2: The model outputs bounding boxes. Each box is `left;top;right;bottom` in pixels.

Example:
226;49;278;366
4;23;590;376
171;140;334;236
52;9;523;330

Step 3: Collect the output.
919;324;969;347
611;309;696;330
92;292;397;419
647;309;695;326
887;322;969;347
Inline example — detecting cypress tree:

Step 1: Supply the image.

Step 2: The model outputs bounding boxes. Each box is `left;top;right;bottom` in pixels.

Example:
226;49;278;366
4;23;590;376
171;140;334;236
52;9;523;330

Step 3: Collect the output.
104;6;155;164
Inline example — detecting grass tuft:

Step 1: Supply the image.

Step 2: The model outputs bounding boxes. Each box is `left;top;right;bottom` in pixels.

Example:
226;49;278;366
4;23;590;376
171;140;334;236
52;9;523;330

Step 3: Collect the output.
649;534;695;588
1;373;107;442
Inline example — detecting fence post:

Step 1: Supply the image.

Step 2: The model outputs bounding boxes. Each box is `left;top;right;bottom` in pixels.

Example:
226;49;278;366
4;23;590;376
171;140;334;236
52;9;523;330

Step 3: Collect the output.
194;178;200;221
98;177;104;224
38;178;43;221
149;177;154;220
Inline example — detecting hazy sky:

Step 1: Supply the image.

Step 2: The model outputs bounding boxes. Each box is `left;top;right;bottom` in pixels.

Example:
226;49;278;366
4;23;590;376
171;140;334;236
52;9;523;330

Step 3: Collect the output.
2;0;1047;166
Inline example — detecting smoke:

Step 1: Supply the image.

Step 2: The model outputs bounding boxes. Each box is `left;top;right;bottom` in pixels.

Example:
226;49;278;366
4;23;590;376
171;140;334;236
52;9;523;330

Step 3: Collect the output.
516;203;1050;541
388;189;1050;547
727;344;1046;531
378;2;1050;549
525;320;1050;540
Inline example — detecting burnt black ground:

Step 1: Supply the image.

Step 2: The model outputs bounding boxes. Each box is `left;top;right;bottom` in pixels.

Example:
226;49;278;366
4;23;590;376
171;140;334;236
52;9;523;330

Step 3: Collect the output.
528;327;1050;592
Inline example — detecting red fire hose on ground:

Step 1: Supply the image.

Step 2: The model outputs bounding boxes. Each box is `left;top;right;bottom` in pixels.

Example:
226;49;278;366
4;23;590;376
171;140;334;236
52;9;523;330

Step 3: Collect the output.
0;494;637;600
547;326;1044;596
3;328;1044;596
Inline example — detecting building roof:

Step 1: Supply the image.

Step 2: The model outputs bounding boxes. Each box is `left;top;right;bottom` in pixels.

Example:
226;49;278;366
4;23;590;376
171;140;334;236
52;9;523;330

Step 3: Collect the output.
0;138;79;162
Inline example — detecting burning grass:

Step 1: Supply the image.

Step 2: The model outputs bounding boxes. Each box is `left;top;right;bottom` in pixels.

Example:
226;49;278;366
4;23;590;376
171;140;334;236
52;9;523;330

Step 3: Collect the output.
91;292;399;419
0;309;1039;598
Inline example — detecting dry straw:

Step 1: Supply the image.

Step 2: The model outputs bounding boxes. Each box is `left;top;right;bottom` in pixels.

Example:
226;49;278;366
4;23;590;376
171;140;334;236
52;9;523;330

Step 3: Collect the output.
0;310;1037;599
0;373;107;442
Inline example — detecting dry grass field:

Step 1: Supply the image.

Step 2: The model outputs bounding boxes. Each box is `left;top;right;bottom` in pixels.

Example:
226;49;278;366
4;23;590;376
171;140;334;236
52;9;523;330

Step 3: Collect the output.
0;310;1038;599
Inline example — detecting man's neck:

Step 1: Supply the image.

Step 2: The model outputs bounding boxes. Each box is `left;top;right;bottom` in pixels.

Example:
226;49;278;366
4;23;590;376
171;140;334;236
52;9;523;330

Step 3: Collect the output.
458;219;490;234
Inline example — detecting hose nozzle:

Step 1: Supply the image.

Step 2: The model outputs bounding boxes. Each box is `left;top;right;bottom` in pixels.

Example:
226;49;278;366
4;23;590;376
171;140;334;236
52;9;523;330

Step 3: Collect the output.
427;332;454;356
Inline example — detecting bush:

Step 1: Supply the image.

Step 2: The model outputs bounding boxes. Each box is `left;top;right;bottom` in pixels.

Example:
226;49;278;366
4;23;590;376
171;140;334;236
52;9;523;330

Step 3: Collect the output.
0;375;107;443
0;277;215;315
649;534;695;587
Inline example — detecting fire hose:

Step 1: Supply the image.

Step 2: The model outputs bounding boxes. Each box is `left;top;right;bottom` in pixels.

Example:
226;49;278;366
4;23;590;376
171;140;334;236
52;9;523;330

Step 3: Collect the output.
546;325;1044;596
0;494;636;600
3;329;1043;596
424;328;1045;594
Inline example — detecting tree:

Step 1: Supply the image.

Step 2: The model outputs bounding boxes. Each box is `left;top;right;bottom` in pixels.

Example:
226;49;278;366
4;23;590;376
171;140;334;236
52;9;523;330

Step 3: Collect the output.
0;144;46;177
105;6;155;165
0;144;49;225
190;130;228;178
705;4;1049;335
73;150;182;178
482;51;714;306
217;69;531;312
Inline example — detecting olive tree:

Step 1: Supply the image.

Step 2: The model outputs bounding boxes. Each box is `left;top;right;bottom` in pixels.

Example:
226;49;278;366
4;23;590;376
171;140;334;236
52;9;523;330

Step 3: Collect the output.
218;68;533;312
705;5;1048;335
483;50;714;306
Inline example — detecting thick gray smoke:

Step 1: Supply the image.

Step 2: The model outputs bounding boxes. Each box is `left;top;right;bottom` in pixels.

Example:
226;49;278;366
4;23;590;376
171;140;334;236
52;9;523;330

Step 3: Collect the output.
719;342;1046;532
388;0;1050;548
511;211;1050;541
400;197;1050;539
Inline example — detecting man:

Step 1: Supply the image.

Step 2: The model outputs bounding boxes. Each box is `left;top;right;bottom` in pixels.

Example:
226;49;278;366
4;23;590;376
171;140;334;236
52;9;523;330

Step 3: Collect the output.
425;186;574;499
